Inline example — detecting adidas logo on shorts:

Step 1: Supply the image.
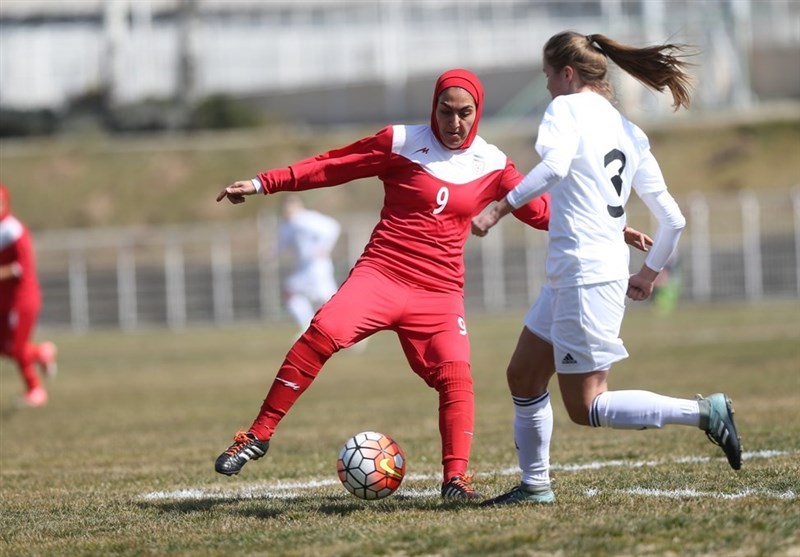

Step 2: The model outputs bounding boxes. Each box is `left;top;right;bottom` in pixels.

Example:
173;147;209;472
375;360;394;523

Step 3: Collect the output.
561;353;577;365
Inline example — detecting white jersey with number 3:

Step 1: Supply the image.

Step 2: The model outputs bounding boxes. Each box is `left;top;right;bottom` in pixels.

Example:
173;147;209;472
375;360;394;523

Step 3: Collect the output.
534;92;669;287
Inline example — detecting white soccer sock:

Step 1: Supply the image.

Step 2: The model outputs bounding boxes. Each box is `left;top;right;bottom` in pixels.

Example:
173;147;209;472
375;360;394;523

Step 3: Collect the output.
589;390;700;429
513;392;553;488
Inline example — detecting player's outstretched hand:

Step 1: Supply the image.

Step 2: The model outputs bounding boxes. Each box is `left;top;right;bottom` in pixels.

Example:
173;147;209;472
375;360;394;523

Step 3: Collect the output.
216;180;257;204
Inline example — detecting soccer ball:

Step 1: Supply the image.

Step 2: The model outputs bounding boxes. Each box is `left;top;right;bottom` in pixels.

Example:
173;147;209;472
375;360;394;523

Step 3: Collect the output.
336;431;406;500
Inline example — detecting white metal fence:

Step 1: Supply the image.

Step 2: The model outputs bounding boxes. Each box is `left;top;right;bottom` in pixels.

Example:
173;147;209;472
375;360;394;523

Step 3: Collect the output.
33;189;800;332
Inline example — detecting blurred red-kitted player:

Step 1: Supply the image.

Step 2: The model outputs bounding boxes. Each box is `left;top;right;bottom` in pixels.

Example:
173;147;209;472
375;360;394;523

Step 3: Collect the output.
0;183;58;407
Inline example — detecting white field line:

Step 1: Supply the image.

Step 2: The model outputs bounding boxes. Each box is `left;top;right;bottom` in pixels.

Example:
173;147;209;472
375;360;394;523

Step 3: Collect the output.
140;449;796;502
585;487;796;500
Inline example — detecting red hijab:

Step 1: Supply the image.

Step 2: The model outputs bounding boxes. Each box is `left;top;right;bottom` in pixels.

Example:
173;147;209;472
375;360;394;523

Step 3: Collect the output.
430;68;484;150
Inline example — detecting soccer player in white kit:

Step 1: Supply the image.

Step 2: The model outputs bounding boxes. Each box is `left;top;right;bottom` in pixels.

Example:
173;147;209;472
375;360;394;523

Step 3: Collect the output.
277;194;341;334
472;31;742;506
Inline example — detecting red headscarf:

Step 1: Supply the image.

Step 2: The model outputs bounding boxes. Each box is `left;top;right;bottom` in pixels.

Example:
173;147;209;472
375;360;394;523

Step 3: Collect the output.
430;68;484;150
0;183;9;220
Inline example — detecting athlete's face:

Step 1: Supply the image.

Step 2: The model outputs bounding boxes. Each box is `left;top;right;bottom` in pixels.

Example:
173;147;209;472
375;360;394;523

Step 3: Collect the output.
435;87;477;150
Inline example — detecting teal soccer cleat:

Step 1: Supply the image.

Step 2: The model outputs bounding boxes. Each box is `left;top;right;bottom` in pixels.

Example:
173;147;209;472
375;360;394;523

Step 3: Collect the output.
698;393;742;470
480;483;555;507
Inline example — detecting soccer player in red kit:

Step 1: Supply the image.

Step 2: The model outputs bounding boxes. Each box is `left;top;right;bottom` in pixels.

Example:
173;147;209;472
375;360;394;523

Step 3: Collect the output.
214;69;551;499
215;68;650;499
0;183;58;407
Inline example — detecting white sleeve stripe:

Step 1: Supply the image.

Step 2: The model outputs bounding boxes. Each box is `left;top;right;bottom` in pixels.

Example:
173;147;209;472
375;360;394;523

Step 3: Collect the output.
391;125;406;154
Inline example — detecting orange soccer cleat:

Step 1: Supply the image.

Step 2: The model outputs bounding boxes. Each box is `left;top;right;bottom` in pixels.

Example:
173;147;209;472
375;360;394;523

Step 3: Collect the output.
441;473;482;500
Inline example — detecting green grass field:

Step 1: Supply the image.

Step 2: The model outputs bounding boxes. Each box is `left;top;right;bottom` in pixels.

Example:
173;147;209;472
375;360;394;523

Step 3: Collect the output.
1;302;799;556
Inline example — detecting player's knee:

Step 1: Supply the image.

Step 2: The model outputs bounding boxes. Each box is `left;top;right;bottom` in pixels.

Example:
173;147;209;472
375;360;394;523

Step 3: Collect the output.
431;361;472;392
293;323;339;361
506;361;549;396
506;361;526;389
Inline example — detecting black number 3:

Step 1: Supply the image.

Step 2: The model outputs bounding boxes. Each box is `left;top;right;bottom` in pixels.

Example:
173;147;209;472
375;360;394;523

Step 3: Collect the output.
604;148;626;218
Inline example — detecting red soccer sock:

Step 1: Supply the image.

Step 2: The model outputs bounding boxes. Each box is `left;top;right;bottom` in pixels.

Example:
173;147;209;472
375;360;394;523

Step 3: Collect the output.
19;362;41;391
249;325;337;441
14;344;41;390
434;361;474;483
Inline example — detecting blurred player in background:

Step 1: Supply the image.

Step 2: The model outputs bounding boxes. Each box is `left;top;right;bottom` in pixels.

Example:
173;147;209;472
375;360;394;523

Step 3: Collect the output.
214;68;552;500
472;31;742;507
277;194;341;336
652;250;682;315
0;183;58;407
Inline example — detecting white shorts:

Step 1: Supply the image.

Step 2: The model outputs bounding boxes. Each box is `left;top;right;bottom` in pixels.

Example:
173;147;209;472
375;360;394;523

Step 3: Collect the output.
525;280;629;374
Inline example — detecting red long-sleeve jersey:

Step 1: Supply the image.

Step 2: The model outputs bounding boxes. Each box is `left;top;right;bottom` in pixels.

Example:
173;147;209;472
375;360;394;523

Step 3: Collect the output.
256;125;549;293
0;215;41;312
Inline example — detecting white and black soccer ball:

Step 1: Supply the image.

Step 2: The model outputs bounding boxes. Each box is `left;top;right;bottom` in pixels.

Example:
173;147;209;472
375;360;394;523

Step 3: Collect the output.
336;431;406;500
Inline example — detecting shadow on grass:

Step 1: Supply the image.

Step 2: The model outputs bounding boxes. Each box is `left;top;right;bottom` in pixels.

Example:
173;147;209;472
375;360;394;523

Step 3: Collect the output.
138;493;476;520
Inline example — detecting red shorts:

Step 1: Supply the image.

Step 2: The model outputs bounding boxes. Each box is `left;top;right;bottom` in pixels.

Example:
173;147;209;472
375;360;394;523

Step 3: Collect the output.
312;265;470;377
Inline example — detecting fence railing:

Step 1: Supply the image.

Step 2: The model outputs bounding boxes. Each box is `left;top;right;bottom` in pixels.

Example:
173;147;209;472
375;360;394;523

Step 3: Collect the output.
34;189;800;332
